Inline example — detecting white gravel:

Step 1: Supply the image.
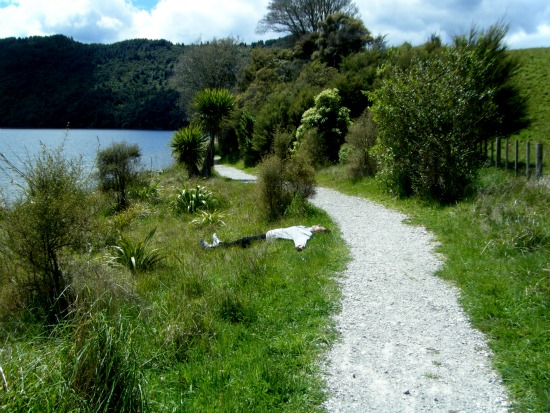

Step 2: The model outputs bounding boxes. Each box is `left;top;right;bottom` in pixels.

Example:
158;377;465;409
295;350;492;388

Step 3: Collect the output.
215;165;510;412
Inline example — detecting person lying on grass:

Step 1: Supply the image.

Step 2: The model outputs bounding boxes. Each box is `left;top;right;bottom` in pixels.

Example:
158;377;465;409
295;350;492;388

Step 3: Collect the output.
199;225;329;252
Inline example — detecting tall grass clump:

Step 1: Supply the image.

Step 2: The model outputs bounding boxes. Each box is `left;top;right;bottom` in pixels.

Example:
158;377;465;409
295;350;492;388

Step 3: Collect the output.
70;309;147;412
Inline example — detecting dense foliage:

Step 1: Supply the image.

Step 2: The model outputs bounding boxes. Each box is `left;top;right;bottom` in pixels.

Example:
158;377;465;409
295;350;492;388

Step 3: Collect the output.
0;35;186;129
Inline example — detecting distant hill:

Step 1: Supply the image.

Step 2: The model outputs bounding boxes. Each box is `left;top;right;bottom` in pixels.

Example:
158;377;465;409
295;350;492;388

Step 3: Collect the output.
510;48;550;148
0;35;186;129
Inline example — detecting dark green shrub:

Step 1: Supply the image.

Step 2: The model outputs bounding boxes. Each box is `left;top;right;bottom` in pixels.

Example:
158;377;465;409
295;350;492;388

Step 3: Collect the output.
256;154;316;220
371;49;494;202
256;155;286;220
170;125;207;177
342;109;378;180
295;88;351;166
96;142;142;211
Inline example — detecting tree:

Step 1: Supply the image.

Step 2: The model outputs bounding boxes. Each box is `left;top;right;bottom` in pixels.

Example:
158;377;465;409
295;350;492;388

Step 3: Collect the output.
452;23;529;140
257;0;359;37
96;142;142;210
170;37;248;111
316;12;373;67
192;89;236;177
371;49;498;203
0;143;93;322
170;125;208;177
295;88;351;166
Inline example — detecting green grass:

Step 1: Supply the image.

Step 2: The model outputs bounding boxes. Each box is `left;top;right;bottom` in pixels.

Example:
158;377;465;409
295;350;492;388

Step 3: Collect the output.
509;47;550;168
318;166;550;412
0;166;348;412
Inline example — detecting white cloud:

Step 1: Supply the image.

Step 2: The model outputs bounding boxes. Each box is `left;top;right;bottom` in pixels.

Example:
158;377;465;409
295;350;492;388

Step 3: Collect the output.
0;0;548;47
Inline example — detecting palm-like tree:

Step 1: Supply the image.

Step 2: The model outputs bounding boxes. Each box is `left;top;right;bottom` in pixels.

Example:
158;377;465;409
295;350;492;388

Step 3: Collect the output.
193;88;236;177
170;124;208;177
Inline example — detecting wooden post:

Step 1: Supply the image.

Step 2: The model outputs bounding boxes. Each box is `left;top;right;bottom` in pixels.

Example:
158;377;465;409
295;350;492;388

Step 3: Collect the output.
505;138;509;172
536;143;543;179
526;141;531;179
514;140;519;177
496;137;501;167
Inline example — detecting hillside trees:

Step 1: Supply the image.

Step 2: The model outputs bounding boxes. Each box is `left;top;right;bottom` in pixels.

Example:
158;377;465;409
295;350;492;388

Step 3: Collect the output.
257;0;359;37
0;36;185;129
315;12;373;67
170;37;249;111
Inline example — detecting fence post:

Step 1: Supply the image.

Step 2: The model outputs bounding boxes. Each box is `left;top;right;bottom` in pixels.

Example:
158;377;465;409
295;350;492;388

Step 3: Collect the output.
515;140;519;176
496;137;501;167
505;137;509;172
536;143;543;179
526;141;531;180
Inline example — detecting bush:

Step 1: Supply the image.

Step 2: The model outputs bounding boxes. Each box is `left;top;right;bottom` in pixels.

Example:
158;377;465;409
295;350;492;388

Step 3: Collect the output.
295;88;351;166
342;109;378;180
0;143;93;322
370;23;528;203
256;154;316;220
170;125;207;177
96;142;142;211
371;48;495;202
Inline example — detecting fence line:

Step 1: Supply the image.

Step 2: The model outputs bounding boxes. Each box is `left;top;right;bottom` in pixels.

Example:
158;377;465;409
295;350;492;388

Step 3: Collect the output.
491;138;543;179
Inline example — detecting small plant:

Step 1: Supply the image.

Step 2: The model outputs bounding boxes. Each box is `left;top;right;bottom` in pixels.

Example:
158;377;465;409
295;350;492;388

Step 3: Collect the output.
173;184;216;214
96;142;142;211
191;210;227;227
170;125;207;177
108;228;163;273
128;180;160;204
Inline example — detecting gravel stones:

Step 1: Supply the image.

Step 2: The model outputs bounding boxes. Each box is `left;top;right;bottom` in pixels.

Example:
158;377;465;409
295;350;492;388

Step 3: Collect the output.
214;165;510;412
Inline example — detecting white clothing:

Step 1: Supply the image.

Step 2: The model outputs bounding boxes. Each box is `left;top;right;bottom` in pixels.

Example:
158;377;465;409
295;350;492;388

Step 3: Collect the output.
266;226;314;249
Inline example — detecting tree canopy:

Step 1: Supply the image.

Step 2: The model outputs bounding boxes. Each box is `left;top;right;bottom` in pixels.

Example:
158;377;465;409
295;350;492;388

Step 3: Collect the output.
256;0;359;37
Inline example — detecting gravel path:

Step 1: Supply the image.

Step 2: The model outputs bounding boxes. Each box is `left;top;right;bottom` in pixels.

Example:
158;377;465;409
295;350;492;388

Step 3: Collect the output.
215;165;510;412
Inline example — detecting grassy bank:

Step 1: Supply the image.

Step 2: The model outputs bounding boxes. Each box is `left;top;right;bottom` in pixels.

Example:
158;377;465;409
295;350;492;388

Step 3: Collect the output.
318;166;549;412
0;166;348;412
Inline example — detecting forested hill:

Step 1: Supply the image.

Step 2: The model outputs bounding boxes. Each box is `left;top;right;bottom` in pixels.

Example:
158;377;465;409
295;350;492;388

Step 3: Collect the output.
0;35;187;130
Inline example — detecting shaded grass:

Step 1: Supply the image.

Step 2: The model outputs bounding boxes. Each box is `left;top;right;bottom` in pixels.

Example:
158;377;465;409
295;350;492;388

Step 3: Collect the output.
318;166;549;412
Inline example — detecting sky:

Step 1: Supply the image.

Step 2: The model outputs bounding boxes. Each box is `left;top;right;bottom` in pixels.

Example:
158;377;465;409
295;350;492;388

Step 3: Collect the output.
0;0;548;49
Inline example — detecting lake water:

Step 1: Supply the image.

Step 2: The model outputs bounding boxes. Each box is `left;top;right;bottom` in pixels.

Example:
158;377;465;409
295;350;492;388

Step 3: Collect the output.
0;128;175;201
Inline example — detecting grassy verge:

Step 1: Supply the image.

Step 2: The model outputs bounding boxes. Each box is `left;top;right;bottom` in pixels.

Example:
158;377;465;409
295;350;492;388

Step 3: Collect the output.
318;166;550;412
0;166;348;412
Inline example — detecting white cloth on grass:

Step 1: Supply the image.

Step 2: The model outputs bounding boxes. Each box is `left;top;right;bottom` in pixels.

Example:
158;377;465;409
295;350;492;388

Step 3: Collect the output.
266;226;314;248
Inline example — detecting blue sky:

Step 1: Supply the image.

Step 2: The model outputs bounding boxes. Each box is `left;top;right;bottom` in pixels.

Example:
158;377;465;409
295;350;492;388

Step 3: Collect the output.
0;0;548;49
